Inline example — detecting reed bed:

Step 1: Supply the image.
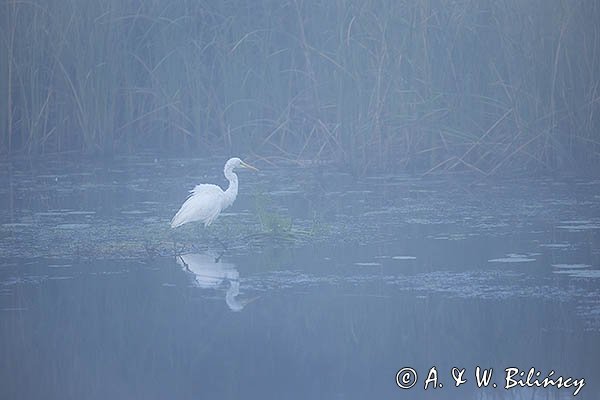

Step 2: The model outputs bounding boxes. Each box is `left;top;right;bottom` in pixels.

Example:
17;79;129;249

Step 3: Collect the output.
1;0;599;174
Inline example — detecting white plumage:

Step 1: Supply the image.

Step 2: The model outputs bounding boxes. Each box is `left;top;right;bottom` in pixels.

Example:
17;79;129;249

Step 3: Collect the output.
170;157;258;228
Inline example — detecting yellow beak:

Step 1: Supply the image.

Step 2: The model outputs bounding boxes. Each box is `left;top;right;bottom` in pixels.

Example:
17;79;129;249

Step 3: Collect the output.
240;160;259;172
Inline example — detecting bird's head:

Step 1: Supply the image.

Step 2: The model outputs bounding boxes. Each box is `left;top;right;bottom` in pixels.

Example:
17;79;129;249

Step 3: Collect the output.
226;157;259;173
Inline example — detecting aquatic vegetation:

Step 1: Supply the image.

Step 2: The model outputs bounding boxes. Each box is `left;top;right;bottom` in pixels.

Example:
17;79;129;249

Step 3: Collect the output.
240;190;310;247
254;190;293;235
2;2;599;174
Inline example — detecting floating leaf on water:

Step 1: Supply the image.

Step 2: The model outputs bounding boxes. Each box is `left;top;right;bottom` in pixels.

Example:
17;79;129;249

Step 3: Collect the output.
65;211;96;216
360;210;387;217
553;269;600;279
55;224;90;229
269;190;303;196
488;254;536;263
37;174;65;179
220;212;253;217
552;264;591;269
487;258;536;263
36;211;69;217
2;223;33;228
572;270;600;278
540;243;571;248
558;224;600;231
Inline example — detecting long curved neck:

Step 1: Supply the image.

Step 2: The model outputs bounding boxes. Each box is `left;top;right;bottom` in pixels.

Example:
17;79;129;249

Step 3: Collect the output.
222;168;238;210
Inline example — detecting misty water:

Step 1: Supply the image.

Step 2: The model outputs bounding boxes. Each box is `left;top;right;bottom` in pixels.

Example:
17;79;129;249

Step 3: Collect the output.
1;156;599;399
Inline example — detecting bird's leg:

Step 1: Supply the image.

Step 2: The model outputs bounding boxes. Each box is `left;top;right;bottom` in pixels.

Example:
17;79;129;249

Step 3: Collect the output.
214;236;228;251
178;255;191;273
214;249;226;263
195;224;204;241
172;239;179;257
205;225;227;251
172;239;186;258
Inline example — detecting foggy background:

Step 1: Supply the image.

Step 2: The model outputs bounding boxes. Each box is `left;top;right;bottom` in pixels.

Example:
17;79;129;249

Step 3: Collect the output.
2;0;599;174
2;2;600;399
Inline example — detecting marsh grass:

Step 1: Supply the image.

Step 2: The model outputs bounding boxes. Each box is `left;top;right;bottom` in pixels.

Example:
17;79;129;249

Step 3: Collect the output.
1;0;599;174
254;190;292;233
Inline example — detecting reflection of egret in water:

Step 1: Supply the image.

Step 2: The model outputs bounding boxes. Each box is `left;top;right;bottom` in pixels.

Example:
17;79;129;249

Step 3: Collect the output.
177;253;257;312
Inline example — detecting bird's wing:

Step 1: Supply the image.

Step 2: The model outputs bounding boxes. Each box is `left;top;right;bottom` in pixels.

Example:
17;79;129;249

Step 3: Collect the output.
171;184;224;228
189;184;220;196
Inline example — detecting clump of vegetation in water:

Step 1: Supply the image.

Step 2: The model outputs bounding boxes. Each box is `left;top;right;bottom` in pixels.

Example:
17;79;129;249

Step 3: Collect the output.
245;190;297;245
254;191;292;234
166;190;330;252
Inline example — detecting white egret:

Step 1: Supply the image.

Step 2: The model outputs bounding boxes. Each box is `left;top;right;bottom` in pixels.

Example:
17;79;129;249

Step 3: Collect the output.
170;157;258;228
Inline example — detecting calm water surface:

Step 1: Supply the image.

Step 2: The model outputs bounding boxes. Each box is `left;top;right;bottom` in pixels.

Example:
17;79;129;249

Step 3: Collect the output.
1;156;599;399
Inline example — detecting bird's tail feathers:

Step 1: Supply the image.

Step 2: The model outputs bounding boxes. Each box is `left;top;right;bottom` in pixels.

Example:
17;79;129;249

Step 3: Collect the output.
170;206;189;228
